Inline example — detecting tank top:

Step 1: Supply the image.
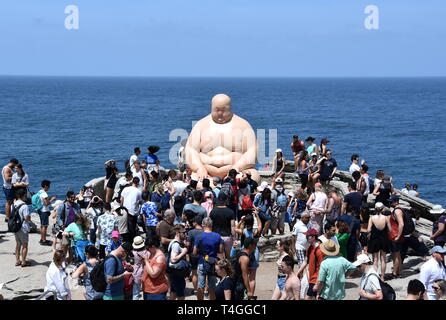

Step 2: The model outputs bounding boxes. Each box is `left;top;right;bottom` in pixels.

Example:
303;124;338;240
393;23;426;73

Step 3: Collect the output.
327;199;340;221
276;158;284;172
142;252;168;294
388;212;404;243
84;260;103;300
310;192;328;212
133;170;144;190
2;166;12;189
298;160;309;175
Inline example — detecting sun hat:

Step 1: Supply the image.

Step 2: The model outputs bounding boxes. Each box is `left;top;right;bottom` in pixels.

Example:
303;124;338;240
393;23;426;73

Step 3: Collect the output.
111;230;120;239
132;236;145;250
304;229;319;237
311;153;317;157
257;181;269;192
353;253;371;267
275;149;282;153
319;240;340;256
275;177;283;183
430;205;446;215
375;202;384;211
430;246;446;255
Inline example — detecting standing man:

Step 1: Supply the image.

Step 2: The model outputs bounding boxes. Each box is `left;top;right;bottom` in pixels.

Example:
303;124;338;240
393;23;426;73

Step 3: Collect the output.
281;255;301;300
341;182;363;218
318;150;337;184
419;246;446;300
183;190;207;220
314;240;356;300
186;216;204;293
121;177;143;241
318;222;339;245
96;202;117;259
353;254;383;300
37;180;57;246
210;193;235;259
2;158;19;222
193;217;224;300
386;195;405;279
297;229;324;300
232;237;257;300
292;212;310;267
156;210;176;253
129;147;141;174
291;135;305;168
13;189;31;267
349;154;361;174
56;191;81;255
104;242;134;300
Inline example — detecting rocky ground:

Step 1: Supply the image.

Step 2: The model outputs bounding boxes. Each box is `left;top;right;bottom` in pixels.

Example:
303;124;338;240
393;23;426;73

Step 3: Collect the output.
0;212;433;300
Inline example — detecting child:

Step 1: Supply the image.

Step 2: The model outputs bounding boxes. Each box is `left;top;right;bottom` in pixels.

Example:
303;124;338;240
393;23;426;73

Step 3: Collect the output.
106;230;122;255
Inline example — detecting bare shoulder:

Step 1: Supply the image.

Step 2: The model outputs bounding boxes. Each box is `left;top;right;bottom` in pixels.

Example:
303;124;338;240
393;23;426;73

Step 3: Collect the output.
232;115;254;129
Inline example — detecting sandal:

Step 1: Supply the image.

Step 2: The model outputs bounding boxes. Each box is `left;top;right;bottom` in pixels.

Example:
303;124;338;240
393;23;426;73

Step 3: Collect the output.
21;261;31;267
15;261;22;266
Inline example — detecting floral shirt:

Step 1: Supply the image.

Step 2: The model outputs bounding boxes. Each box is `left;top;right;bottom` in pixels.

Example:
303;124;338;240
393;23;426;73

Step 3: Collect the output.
141;201;158;227
97;212;117;246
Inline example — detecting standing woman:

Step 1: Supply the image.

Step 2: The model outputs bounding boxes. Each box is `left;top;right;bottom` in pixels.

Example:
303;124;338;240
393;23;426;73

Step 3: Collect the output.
104;160;119;203
367;202;390;281
132;161;147;192
253;187;273;236
373;175;394;208
114;206;130;243
325;187;341;224
272;149;286;181
319;138;329;158
71;245;103;300
11;164;29;200
307;153;320;191
296;151;310;190
271;239;294;300
44;250;71;300
141;235;169;300
145;146;161;173
215;259;236;300
359;205;370;255
306;183;328;234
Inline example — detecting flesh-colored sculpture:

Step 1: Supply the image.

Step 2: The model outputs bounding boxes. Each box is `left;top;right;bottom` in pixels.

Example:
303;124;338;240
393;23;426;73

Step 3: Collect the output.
184;94;260;182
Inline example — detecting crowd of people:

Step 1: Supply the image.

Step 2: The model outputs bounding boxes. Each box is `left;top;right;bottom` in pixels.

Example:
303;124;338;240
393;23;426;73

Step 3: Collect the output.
2;137;445;301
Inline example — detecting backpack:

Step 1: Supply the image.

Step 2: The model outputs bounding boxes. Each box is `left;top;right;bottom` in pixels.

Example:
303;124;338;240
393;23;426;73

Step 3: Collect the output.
166;240;191;278
31;190;44;211
363;273;396;300
274;188;288;208
241;195;253;211
399;208;415;236
90;255;119;293
220;181;234;200
8;203;26;233
368;177;375;194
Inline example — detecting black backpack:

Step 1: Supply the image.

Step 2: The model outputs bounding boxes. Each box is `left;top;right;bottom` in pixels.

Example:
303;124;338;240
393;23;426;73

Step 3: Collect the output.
363;273;396;300
231;250;249;300
220;180;234;200
368;177;375;194
90;255;119;293
395;208;415;236
8;203;26;233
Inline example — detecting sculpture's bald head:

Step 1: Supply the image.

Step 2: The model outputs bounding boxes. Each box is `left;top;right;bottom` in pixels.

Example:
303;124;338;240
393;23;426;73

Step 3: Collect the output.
211;94;233;124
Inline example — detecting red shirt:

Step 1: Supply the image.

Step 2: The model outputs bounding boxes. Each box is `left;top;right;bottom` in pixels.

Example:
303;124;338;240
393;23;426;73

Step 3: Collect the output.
307;243;325;284
388;210;404;243
231;178;240;204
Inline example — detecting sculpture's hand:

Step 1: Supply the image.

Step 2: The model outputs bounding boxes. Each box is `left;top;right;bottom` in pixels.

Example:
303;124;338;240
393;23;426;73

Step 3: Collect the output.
197;167;208;181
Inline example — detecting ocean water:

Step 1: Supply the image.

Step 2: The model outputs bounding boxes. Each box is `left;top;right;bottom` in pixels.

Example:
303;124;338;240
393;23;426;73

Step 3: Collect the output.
0;76;445;210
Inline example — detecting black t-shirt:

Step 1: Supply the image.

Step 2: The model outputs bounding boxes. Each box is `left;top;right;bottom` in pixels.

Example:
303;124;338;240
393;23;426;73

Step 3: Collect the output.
320;158;337;179
215;277;236;300
210;207;235;237
187;228;204;253
343;192;363;216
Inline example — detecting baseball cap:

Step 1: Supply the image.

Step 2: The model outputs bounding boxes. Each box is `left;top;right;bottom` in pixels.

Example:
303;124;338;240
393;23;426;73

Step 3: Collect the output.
304;229;319;237
430;246;446;255
353;253;371;267
257;181;269;192
275;177;283;183
387;195;400;203
120;242;134;254
112;230;120;239
275;149;282;153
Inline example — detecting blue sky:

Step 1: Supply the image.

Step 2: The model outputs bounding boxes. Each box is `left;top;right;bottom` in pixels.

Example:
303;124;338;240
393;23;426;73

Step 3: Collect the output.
0;0;445;77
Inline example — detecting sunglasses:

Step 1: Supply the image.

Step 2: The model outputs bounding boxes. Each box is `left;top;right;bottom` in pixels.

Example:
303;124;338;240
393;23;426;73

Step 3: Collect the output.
432;285;440;290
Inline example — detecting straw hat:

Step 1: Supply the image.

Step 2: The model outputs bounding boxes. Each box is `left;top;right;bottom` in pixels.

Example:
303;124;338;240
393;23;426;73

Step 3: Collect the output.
132;236;145;250
319;240;340;256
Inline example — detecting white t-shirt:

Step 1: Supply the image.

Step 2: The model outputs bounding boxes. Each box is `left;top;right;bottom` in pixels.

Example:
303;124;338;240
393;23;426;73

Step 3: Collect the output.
86;207;102;230
129;154;138;173
168;240;183;267
11;173;29;185
173;180;188;197
2;166;14;189
121;186;142;216
40;190;50;212
349;163;361;175
12;199;30;233
292;220;308;251
359;268;381;300
408;190;418;197
133;170;145;190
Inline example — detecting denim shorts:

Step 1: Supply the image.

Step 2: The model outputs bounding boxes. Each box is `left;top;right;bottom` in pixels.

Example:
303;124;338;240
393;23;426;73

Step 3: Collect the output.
38;210;50;227
168;274;186;297
143;292;167;300
249;248;260;269
197;263;217;289
3;187;14;201
277;276;286;291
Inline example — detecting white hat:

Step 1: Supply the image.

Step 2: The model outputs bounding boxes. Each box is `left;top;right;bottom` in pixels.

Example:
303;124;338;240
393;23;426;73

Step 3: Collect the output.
430;205;446;215
275;177;283;183
353;254;371;267
257;181;269;192
287;192;295;197
375;202;384;210
311;152;317;157
276;149;282;153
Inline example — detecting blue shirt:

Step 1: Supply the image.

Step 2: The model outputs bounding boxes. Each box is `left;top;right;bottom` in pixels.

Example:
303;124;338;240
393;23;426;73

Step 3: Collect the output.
106;239;122;254
104;255;124;298
144;154;158;164
141;201;158;227
194;231;223;264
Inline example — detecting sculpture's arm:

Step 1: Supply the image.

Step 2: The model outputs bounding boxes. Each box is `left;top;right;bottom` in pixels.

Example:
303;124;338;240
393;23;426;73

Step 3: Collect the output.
184;122;208;179
232;126;257;171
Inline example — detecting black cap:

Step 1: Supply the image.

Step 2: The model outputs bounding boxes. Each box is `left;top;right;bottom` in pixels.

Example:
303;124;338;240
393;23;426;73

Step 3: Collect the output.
228;169;238;176
121;242;134;254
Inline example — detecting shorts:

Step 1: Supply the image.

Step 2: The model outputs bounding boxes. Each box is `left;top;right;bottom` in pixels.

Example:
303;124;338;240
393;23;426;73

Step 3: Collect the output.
14;230;29;244
143;292;167;300
222;236;233;254
3;187;14;201
390;241;404;253
295;249;306;265
249;248;260;269
270;209;286;230
190;255;199;270
37;210;50;227
359;232;369;247
168;274;186;297
197;263;217;289
258;211;271;223
306;283;317;297
277;276;286;291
